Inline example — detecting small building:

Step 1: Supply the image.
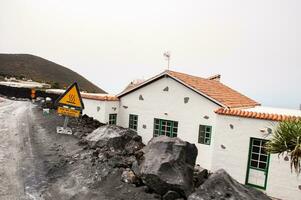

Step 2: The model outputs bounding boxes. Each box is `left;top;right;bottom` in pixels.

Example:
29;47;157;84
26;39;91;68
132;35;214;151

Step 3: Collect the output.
81;93;119;124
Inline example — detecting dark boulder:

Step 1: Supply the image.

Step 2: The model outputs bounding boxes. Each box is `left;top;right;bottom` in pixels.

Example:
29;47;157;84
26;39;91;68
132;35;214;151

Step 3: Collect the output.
139;136;198;198
193;165;208;188
163;190;181;200
188;169;271;200
84;125;144;153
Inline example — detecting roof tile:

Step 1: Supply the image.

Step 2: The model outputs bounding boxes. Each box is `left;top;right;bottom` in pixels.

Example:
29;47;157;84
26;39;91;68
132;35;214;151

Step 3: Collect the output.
166;70;260;108
215;108;300;121
81;93;118;101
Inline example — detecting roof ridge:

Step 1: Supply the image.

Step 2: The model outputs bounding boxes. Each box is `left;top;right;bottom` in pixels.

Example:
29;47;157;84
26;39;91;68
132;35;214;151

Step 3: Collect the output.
166;70;207;80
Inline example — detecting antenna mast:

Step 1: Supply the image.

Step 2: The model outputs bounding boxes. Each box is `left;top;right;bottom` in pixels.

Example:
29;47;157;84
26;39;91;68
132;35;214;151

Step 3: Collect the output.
163;51;171;70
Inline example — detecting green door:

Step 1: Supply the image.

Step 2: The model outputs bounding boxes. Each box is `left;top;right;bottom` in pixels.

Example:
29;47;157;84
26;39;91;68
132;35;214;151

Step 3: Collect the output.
245;138;270;190
153;118;178;138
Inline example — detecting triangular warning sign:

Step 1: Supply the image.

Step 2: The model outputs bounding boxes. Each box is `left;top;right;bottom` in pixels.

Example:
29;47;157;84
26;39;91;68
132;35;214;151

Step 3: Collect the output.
55;82;84;109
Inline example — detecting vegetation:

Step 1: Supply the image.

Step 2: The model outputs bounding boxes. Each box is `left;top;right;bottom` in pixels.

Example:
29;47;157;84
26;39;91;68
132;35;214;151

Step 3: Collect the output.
0;54;106;93
266;119;301;174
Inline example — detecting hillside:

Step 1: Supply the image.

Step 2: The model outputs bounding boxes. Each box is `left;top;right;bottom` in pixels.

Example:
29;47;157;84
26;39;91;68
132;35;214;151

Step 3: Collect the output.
0;54;106;93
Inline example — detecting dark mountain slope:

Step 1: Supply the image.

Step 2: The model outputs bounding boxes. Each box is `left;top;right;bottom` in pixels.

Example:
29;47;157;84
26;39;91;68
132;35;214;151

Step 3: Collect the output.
0;54;106;93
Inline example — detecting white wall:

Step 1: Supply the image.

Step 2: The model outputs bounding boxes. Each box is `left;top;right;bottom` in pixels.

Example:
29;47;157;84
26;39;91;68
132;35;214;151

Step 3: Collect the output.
82;98;119;124
104;100;119;123
212;115;301;200
118;76;220;169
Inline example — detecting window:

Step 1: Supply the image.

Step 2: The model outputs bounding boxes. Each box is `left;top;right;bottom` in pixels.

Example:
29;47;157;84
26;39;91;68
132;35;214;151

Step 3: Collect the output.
198;125;212;145
109;114;117;125
129;114;138;130
153;118;178;138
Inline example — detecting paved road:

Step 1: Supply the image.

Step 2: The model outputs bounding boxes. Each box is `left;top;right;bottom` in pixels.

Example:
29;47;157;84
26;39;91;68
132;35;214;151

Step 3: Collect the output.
0;98;42;200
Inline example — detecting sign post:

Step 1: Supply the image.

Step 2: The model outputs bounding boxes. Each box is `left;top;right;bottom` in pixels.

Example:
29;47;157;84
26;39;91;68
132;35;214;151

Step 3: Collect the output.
55;82;84;135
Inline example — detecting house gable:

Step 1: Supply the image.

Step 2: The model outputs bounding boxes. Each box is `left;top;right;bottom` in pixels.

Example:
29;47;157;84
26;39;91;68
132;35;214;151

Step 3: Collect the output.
117;70;260;108
118;75;222;109
118;72;224;107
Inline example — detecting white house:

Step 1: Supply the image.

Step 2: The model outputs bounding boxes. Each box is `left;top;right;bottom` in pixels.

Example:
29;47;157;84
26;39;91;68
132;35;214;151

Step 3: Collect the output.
80;70;301;200
81;93;119;124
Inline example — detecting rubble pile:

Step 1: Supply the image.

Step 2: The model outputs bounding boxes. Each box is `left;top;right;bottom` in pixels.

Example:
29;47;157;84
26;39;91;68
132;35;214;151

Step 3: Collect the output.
188;169;271;200
69;114;104;138
60;115;271;200
193;165;209;188
77;125;145;170
83;125;144;152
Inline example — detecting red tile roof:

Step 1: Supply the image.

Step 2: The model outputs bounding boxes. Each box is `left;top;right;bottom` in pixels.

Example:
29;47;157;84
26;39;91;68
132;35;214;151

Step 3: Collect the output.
117;70;260;108
166;70;260;108
215;108;300;121
81;93;118;101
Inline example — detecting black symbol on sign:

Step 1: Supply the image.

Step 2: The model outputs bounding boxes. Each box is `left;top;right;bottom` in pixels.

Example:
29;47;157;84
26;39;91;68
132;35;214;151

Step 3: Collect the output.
68;94;76;104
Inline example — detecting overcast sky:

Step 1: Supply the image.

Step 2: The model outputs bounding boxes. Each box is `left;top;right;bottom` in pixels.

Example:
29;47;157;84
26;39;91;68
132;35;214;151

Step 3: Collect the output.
1;0;300;109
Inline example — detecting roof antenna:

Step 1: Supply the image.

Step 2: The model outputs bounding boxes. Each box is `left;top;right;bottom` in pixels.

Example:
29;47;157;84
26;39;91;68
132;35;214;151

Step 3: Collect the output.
163;51;171;70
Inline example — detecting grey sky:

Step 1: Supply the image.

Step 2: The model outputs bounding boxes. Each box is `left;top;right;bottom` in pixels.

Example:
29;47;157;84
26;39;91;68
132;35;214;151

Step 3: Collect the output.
1;0;300;109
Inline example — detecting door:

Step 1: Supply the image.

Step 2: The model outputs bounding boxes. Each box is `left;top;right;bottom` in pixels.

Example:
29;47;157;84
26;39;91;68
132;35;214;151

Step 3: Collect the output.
245;138;270;190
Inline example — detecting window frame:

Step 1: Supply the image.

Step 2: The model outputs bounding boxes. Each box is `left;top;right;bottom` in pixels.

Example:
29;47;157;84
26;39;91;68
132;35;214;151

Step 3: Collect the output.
129;114;138;130
153;118;178;138
109;113;117;125
198;125;212;145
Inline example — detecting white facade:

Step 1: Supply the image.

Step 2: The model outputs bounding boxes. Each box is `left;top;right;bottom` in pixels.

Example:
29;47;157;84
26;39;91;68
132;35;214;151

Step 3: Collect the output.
117;76;220;169
82;98;119;124
80;74;301;200
212;115;301;200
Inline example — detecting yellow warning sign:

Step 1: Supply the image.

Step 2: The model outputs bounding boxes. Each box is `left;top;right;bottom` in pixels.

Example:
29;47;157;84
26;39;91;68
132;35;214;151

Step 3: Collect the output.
56;82;84;109
57;107;80;118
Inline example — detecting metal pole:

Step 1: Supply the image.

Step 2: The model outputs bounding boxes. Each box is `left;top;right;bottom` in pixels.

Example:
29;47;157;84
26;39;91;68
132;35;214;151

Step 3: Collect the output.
63;116;69;129
168;58;170;70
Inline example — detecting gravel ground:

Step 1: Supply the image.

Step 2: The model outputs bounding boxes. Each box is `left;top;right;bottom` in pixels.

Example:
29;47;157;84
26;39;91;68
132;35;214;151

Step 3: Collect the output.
0;97;158;200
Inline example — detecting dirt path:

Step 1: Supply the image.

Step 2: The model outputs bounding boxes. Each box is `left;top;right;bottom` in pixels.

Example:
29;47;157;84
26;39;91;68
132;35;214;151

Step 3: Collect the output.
0;98;31;199
0;98;80;200
0;98;157;200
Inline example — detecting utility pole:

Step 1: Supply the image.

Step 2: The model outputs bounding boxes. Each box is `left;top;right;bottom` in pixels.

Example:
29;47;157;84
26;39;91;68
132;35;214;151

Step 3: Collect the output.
163;51;171;70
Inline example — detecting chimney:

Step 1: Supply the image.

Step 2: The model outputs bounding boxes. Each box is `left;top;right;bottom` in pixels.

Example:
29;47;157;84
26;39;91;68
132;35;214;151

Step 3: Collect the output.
299;104;301;110
207;74;221;82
